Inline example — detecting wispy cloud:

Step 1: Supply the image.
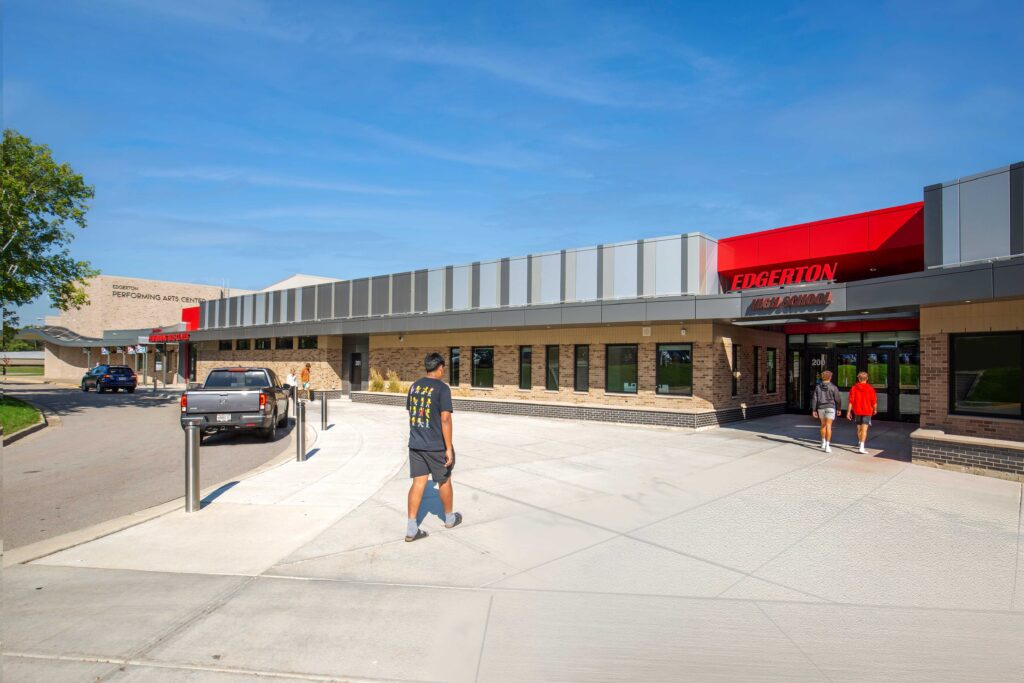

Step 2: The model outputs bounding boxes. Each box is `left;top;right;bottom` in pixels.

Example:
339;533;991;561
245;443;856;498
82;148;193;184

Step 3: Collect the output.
141;166;422;196
108;0;313;42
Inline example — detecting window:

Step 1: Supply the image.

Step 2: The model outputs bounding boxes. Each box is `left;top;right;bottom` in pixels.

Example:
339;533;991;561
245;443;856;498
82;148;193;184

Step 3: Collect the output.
519;346;532;390
766;348;777;394
606;344;638;394
545;345;559;390
236;338;251;350
753;347;760;394
255;338;271;350
656;344;692;395
574;345;589;392
472;347;494;388
950;333;1022;419
449;347;460;386
732;345;740;396
275;337;294;350
218;340;232;351
298;336;318;350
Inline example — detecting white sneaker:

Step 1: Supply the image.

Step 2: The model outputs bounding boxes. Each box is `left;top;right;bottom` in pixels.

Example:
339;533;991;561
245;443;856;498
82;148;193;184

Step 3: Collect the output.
859;444;867;454
821;440;827;449
825;444;832;453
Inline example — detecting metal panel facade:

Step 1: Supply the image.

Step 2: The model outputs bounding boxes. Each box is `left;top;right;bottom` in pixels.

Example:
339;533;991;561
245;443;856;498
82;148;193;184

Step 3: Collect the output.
301;286;316;321
316;284;332;320
352;279;369;317
959;170;1011;263
392;272;412;314
333;282;350;319
414;270;428;312
371;275;390;316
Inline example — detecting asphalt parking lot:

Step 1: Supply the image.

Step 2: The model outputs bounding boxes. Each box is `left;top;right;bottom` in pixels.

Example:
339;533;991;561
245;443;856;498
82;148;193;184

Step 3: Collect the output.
1;382;295;549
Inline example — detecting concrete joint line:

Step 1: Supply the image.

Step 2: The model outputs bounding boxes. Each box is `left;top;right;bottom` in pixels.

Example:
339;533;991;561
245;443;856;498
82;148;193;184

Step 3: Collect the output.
1011;483;1023;609
473;595;495;682
754;602;836;683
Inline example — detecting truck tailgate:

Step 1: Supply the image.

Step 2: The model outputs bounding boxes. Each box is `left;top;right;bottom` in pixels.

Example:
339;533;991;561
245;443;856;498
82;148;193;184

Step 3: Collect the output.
186;390;262;414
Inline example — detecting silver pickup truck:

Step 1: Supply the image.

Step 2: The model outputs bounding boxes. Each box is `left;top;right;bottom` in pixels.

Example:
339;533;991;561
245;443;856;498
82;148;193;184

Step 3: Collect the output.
180;367;290;441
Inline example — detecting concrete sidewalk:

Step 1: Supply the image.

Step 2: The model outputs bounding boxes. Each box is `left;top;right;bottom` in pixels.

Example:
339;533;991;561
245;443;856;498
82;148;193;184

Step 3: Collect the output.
4;404;1023;681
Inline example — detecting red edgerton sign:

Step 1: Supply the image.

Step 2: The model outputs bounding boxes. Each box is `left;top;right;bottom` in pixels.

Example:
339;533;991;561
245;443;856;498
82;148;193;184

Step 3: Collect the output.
730;262;837;291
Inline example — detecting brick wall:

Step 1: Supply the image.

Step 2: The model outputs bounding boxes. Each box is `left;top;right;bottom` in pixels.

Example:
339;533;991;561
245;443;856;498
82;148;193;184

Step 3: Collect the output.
912;436;1024;479
195;336;343;389
920;301;1024;442
367;322;785;412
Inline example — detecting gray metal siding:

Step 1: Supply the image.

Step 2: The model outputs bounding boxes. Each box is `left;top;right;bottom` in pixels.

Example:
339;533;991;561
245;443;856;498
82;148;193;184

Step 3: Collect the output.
444;267;454;311
333;281;350;319
413;270;428;312
316;284;332;320
500;258;510;306
923;183;943;268
1011;163;1023;256
352;279;369;317
301;286;316;321
371;275;390;316
392;272;412;314
285;288;297;323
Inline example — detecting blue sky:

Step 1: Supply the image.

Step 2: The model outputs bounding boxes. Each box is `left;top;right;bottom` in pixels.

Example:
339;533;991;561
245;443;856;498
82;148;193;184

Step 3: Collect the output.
7;0;1023;323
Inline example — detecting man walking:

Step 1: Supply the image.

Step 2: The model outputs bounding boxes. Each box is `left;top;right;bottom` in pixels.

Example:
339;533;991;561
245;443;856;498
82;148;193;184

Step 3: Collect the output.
405;352;462;542
847;371;878;454
812;370;842;453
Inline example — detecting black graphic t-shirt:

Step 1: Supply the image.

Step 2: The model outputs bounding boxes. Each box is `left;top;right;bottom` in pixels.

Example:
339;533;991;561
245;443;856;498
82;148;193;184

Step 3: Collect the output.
406;377;454;451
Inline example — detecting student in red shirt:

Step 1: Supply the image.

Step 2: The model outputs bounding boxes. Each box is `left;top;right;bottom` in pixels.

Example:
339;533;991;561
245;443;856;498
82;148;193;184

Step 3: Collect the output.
846;371;878;454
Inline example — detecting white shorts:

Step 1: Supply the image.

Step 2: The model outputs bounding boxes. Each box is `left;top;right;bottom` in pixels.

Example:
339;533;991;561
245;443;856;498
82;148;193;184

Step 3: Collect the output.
817;408;836;420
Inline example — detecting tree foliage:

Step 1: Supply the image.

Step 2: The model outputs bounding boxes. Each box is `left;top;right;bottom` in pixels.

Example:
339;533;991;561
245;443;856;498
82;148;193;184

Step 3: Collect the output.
1;129;97;340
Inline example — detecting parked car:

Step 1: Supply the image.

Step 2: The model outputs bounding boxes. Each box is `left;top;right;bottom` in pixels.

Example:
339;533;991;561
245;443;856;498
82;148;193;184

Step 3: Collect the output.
179;367;290;441
81;365;138;393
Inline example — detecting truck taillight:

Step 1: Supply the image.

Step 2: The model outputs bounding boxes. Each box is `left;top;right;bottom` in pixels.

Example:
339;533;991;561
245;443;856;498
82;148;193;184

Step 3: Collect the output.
180;393;187;413
259;393;267;411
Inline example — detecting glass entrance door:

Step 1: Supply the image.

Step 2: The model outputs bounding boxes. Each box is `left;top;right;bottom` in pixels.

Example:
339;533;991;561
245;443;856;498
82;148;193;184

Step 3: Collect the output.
864;348;893;419
786;348;805;411
897;345;920;421
807;347;831;412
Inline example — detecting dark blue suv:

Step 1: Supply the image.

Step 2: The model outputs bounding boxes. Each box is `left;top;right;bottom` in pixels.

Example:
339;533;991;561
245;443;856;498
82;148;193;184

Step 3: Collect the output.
81;365;138;393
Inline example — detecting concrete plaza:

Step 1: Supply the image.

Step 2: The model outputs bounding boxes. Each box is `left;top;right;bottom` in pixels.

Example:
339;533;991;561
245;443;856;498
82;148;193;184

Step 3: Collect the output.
4;402;1023;681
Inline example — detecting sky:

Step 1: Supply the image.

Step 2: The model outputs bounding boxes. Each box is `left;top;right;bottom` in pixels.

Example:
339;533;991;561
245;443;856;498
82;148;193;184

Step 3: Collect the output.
6;0;1024;323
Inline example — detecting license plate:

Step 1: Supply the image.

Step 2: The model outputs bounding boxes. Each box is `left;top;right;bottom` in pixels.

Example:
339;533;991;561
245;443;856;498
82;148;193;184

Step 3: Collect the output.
216;414;231;422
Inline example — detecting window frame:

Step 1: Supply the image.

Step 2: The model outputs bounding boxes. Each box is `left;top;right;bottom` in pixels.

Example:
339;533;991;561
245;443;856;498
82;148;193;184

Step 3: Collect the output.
254;338;271;350
545;345;559;391
449;347;460;386
218;339;233;351
275;336;294;350
574;344;590;392
236;338;251;351
766;347;778;394
471;346;494;388
605;343;639;395
655;343;693;396
519;346;532;390
948;331;1024;420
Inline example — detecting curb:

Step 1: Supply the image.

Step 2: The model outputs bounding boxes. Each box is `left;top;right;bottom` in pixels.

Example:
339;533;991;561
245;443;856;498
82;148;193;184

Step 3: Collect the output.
2;417;321;567
1;398;60;447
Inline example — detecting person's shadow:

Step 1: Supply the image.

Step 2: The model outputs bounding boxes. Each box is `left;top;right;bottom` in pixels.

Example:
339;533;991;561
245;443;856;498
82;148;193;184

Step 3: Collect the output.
415;481;447;525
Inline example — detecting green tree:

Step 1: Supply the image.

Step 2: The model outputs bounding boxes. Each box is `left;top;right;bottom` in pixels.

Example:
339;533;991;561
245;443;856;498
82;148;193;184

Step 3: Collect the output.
1;129;97;345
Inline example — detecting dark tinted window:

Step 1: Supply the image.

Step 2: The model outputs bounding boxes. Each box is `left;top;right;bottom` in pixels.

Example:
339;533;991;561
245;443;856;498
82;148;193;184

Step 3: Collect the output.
218;340;232;351
255;338;271;350
450;347;460;386
766;348;778;394
275;337;294;350
205;370;271;389
606;345;638;394
951;333;1022;418
110;366;134;375
519;346;532;390
574;345;589;392
298;336;318;349
656;344;691;396
545;345;559;390
236;338;251;350
472;347;494;388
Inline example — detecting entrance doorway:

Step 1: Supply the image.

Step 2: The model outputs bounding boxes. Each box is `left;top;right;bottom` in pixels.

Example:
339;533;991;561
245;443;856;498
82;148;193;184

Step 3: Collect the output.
786;330;920;422
350;353;362;392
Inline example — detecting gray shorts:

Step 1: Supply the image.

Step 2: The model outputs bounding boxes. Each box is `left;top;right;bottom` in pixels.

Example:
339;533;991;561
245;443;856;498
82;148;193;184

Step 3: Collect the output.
853;414;872;426
409;448;455;483
817;407;836;420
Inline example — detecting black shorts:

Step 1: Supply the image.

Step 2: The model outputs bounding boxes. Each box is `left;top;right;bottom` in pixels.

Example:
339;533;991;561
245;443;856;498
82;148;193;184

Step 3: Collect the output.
409;448;455;483
853;414;872;426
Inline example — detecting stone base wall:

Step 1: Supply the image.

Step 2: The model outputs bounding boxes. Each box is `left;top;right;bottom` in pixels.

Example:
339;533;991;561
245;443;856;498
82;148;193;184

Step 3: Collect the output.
195;336;342;389
912;436;1024;480
45;343;169;382
367;322;785;412
352;390;785;429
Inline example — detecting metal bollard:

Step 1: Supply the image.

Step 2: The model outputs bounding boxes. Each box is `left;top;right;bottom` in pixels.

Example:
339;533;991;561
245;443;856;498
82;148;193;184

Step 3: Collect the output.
183;418;202;512
320;392;328;430
296;400;307;462
153;377;158;393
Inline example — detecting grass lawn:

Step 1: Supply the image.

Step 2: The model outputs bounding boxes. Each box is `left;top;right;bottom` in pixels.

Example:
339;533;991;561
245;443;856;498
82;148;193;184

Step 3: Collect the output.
2;366;44;376
0;395;43;435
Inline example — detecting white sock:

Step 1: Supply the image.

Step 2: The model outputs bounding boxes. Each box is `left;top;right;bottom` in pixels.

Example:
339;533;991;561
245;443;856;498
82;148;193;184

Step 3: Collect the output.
859;441;864;448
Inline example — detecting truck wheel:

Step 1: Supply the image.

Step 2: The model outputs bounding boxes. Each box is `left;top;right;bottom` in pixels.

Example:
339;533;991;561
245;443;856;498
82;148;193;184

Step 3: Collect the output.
127;387;135;393
81;382;89;392
277;406;288;428
97;385;106;394
263;411;278;441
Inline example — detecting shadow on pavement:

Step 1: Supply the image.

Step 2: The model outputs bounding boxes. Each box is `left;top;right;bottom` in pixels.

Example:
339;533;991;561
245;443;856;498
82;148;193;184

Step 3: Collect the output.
201;481;239;507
